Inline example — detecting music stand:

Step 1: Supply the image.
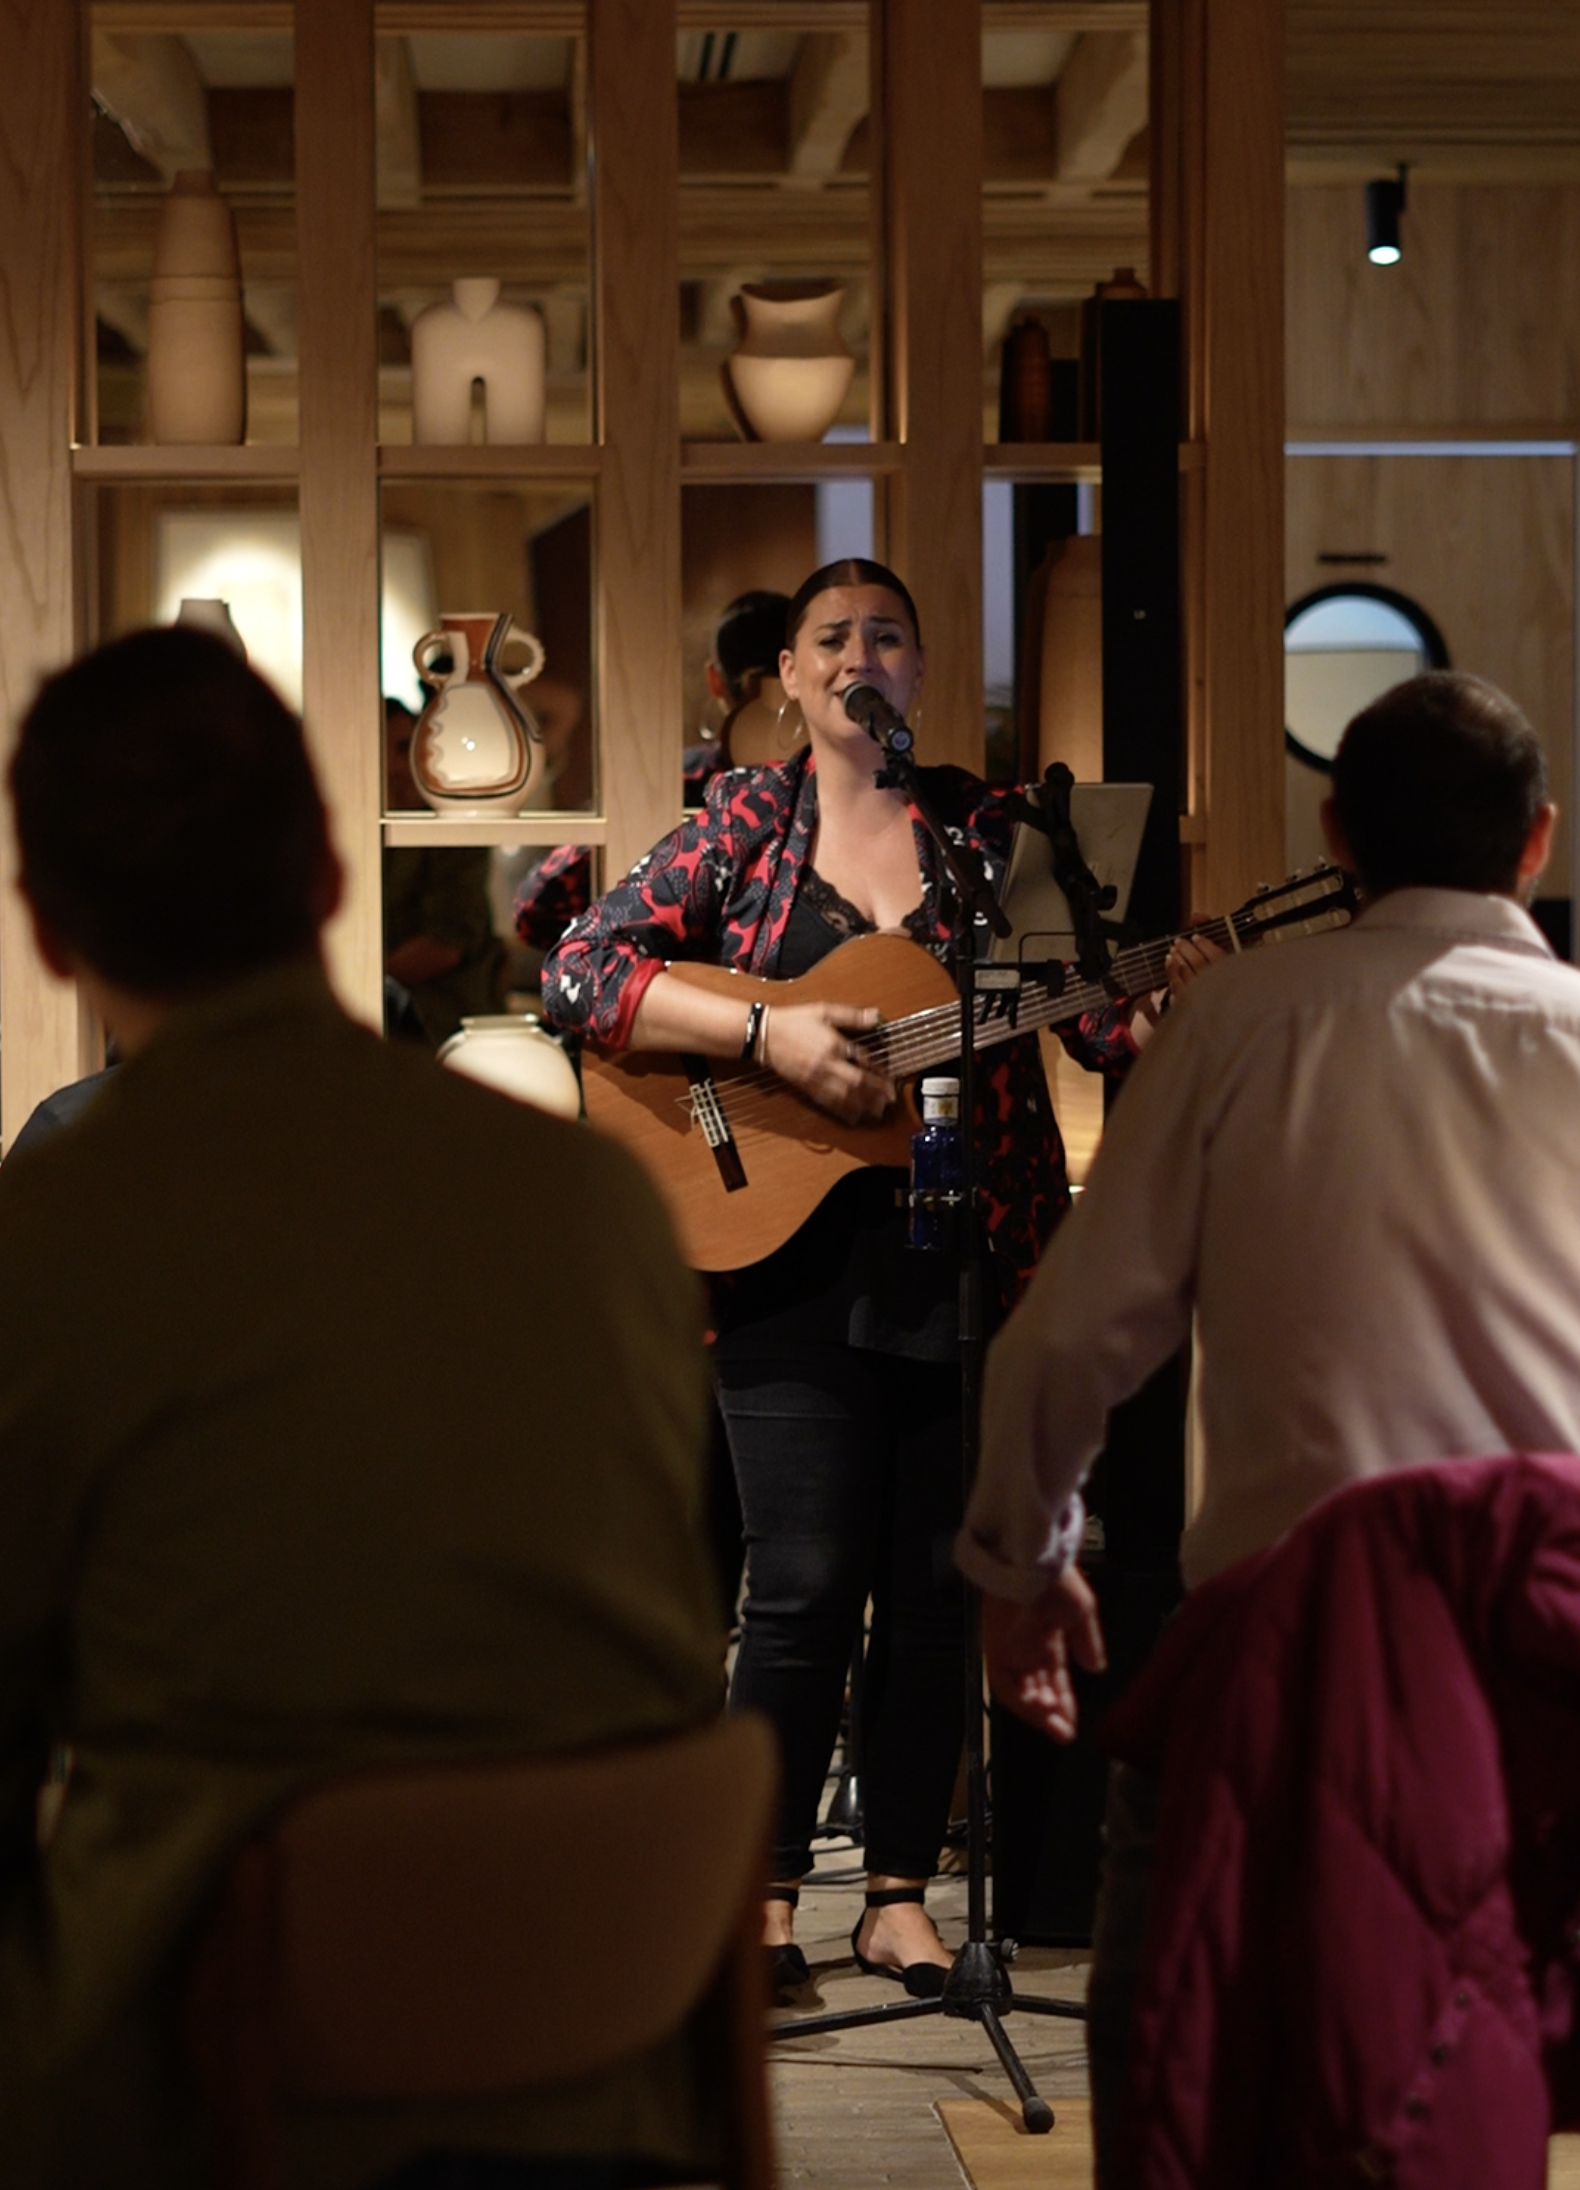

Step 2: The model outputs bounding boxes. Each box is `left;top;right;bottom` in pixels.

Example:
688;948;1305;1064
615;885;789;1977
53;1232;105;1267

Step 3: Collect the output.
769;763;1148;2131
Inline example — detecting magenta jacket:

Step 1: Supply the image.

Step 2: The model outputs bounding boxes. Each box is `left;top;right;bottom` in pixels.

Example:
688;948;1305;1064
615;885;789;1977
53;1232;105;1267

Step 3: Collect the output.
540;749;1136;1301
1105;1452;1580;2190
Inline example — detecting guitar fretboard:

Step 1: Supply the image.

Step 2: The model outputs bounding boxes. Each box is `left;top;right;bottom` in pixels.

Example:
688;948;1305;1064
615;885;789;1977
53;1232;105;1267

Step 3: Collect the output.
861;882;1354;1083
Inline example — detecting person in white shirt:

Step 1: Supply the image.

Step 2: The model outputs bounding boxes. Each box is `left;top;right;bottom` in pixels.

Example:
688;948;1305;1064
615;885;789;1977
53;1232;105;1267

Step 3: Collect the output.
957;669;1580;2169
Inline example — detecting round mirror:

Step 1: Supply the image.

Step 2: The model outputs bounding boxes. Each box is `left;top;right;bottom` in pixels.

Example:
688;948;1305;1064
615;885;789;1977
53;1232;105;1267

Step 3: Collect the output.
1284;584;1449;771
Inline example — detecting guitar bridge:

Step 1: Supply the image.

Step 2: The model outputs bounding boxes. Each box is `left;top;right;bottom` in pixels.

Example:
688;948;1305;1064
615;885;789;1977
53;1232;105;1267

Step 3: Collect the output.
682;1056;747;1193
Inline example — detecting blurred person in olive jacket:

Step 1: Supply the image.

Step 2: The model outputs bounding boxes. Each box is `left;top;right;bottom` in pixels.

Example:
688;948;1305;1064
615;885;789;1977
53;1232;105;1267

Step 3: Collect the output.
0;627;721;2190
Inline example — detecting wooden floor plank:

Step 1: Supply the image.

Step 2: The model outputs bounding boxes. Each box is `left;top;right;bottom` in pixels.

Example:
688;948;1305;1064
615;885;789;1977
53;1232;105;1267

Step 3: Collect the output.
938;2095;1093;2190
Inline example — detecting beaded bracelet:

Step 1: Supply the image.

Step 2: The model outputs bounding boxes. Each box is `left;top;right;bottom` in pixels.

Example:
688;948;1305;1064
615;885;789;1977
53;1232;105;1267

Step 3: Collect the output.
741;999;766;1060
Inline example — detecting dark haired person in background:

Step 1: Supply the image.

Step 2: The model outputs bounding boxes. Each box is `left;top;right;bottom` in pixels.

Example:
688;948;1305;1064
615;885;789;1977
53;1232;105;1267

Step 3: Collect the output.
0;627;722;2189
963;670;1580;2174
513;589;792;955
542;557;1156;1999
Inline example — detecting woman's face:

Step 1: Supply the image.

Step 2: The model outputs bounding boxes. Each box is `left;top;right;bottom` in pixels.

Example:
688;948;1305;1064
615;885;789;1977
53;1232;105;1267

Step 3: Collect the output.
779;585;924;752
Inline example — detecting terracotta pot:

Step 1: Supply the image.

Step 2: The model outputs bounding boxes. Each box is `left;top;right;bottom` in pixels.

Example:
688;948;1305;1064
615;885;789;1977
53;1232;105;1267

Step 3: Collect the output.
438;1014;580;1117
724;281;854;444
410;612;548;815
410;278;547;445
147;172;246;445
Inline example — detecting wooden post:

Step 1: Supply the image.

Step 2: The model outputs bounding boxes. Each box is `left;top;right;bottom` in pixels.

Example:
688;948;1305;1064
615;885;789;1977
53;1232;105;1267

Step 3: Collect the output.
876;0;984;775
589;0;682;884
1153;0;1285;913
0;0;92;1146
296;0;383;1022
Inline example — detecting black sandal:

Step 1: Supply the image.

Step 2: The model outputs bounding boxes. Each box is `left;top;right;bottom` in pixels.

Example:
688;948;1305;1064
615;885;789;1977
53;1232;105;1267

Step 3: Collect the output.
850;1885;949;2000
765;1883;810;2000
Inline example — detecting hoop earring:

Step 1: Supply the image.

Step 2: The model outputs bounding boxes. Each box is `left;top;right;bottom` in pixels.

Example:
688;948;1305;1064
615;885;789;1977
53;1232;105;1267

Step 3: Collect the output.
775;697;808;752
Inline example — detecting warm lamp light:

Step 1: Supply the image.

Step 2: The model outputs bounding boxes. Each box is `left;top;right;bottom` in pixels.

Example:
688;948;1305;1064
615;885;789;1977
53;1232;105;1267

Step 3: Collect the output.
1366;166;1409;266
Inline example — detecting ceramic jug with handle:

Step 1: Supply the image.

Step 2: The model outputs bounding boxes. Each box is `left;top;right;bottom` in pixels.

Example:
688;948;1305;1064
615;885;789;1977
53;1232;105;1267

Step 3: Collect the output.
409;613;547;815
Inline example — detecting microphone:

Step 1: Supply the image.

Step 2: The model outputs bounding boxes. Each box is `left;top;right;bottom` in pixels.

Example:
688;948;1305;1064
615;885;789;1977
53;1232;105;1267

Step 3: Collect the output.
841;682;914;754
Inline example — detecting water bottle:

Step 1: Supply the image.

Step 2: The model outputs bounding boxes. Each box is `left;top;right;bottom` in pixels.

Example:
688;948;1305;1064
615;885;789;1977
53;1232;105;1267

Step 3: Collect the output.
908;1075;964;1252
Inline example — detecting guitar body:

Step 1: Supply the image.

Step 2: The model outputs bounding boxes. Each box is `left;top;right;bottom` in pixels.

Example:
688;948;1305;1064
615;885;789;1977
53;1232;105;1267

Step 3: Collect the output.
578;863;1361;1271
580;932;958;1271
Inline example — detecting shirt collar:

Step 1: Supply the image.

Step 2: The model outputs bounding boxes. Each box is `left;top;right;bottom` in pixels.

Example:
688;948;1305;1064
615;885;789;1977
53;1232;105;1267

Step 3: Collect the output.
141;957;341;1058
1354;885;1555;959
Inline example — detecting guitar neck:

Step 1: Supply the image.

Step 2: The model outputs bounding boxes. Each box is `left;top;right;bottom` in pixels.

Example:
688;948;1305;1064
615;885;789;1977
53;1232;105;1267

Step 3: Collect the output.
865;904;1315;1083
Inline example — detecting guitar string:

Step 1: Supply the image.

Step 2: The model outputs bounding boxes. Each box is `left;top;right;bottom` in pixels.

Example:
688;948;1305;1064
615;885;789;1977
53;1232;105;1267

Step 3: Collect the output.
667;887;1351;1132
680;944;1170;1132
682;927;1205;1132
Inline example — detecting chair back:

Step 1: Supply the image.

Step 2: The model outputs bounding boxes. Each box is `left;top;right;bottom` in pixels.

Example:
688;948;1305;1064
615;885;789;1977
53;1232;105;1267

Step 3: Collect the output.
190;1713;777;2187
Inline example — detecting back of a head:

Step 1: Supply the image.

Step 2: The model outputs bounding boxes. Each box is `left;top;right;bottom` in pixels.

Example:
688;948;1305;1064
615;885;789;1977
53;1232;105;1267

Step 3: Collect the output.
713;589;791;701
12;626;331;994
1330;671;1547;898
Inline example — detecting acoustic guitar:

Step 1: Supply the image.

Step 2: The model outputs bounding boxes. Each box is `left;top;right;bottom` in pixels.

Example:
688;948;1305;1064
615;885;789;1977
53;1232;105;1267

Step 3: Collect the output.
580;865;1360;1271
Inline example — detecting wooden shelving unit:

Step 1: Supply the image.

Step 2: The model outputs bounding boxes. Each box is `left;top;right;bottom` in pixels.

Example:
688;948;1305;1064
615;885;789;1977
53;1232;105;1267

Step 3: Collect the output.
0;0;1287;1145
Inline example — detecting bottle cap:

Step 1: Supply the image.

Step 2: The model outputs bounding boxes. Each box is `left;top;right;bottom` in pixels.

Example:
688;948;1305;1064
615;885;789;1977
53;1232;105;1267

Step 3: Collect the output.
920;1076;959;1097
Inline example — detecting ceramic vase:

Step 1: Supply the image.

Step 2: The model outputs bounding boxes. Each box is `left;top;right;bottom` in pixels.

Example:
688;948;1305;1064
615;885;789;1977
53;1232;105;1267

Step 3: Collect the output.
410;279;547;445
437;1014;581;1118
146;170;246;445
410;612;547;815
724;281;854;444
176;597;247;658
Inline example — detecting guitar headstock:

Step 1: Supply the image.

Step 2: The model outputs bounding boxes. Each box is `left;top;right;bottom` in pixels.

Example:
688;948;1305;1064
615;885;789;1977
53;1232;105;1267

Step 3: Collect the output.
1227;864;1362;948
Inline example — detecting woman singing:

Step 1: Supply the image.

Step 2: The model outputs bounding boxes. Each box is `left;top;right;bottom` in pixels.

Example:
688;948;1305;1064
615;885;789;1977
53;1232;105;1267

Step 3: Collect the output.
541;558;1147;1997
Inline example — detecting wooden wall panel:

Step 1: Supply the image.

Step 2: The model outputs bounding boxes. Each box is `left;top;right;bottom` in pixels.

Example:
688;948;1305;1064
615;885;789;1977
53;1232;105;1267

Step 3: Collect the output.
1153;0;1286;916
877;0;984;775
296;0;382;1022
590;0;681;883
0;0;90;1146
1287;184;1580;430
1287;453;1576;892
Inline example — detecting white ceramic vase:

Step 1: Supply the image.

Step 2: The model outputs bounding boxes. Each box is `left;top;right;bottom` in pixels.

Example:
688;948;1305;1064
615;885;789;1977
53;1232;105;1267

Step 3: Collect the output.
410;612;548;815
146;170;247;445
410;278;547;445
725;282;854;444
438;1015;580;1118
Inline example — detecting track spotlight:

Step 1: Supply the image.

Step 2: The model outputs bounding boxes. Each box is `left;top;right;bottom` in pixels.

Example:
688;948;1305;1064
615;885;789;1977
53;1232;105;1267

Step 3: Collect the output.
1366;165;1409;266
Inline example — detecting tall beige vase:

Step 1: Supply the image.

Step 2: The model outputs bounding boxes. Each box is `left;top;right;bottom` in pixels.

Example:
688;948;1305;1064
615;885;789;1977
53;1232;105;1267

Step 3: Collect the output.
146;170;246;445
724;281;854;443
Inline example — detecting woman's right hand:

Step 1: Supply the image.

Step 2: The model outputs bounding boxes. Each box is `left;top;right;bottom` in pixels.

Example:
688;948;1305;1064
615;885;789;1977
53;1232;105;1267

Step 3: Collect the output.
763;1002;896;1124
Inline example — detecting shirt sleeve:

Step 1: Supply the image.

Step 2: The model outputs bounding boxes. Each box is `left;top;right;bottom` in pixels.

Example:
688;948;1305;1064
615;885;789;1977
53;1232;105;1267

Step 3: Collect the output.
513;843;593;951
539;787;735;1048
958;1002;1211;1600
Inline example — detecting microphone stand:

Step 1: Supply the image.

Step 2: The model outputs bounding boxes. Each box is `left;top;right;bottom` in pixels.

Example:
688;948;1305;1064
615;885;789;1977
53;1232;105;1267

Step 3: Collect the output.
769;713;1085;2135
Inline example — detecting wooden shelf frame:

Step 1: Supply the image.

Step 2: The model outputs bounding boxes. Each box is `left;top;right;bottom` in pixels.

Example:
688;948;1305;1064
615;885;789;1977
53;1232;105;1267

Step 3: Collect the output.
680;440;904;482
383;813;606;848
73;444;302;481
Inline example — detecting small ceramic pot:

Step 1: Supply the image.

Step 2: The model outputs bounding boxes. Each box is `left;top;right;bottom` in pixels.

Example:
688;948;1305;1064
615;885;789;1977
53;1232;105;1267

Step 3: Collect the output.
410;612;548;815
410;278;547;445
438;1014;580;1118
724;281;854;443
147;172;246;446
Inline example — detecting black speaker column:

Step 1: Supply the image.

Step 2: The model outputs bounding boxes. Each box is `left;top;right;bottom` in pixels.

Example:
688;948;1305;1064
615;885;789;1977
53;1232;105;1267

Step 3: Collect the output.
992;299;1187;1947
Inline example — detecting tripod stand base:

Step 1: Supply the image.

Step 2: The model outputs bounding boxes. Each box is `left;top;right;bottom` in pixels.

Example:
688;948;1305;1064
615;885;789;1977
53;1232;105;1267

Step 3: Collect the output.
770;1939;1085;2133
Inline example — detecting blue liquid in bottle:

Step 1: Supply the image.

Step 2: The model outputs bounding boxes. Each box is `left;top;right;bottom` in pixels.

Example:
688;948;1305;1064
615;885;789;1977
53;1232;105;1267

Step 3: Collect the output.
908;1075;963;1251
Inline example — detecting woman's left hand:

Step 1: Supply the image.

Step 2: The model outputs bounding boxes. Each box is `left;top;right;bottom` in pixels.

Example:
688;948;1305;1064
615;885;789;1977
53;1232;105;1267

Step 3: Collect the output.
1164;929;1224;998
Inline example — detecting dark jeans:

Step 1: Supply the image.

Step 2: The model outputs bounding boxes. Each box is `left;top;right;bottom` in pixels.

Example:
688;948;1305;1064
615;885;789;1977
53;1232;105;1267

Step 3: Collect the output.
715;1340;965;1881
1087;1760;1159;2188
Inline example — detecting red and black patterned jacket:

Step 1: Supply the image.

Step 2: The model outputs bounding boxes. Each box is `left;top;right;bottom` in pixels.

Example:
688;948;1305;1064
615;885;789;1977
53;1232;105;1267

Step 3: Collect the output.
540;749;1137;1304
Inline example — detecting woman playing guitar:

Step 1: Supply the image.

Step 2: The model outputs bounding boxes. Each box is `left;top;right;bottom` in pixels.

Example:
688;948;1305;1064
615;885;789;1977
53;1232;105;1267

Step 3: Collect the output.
541;558;1173;2000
